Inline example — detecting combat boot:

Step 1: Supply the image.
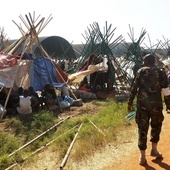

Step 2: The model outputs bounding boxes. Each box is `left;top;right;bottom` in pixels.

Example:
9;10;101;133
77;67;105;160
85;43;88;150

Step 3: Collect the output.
150;142;162;157
139;150;146;165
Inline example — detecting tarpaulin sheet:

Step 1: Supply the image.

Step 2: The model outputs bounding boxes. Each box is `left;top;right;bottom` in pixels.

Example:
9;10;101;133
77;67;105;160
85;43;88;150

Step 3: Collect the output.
0;53;66;91
30;57;66;91
0;54;31;90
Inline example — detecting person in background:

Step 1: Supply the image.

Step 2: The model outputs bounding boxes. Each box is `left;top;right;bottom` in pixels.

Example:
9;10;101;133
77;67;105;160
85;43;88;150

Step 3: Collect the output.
163;65;170;84
28;86;40;112
41;83;57;110
6;87;24;115
79;77;91;92
18;87;24;96
17;89;32;114
0;87;7;107
127;54;169;166
67;59;73;72
162;65;170;112
65;59;69;71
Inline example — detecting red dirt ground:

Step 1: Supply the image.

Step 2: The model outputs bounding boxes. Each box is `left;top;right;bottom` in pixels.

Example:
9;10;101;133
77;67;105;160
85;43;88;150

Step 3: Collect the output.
104;110;170;170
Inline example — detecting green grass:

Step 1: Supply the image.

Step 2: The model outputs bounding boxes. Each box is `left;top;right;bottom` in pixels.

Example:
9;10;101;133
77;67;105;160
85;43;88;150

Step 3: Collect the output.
0;99;132;169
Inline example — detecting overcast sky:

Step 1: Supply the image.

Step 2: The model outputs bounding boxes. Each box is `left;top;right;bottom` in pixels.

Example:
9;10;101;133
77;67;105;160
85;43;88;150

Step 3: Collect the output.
1;0;169;46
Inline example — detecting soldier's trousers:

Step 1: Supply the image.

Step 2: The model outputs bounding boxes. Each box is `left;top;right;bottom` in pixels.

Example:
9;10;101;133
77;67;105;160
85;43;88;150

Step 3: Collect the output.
135;108;164;150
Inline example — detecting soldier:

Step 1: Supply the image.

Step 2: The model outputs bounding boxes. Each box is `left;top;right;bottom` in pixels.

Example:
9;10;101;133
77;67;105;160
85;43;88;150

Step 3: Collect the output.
127;54;169;165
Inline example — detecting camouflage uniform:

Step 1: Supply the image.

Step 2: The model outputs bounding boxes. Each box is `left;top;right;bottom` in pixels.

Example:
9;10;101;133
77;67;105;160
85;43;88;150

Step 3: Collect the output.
128;66;168;150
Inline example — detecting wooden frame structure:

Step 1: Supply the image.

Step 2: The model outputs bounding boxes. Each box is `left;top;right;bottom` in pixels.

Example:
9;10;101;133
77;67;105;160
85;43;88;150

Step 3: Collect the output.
0;12;66;120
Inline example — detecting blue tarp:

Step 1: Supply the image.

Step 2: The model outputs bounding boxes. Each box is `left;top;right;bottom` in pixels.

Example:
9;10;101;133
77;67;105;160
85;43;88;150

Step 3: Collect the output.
25;54;66;91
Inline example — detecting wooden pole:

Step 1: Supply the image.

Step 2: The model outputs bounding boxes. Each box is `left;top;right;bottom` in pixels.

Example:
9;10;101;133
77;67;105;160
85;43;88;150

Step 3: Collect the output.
7;116;70;157
19;14;30;31
5;123;79;170
36;18;45;34
12;20;26;36
8;35;28;55
0;37;30;121
89;119;105;136
2;37;22;54
60;123;83;170
38;14;53;35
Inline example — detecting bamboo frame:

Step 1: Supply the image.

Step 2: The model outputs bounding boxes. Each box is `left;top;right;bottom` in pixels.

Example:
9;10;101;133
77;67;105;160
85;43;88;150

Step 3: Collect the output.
0;12;70;119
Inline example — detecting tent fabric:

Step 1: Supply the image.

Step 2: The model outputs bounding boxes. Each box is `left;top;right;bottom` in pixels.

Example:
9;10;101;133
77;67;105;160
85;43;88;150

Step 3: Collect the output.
52;61;68;83
0;59;32;90
31;57;66;91
0;53;66;91
0;53;18;69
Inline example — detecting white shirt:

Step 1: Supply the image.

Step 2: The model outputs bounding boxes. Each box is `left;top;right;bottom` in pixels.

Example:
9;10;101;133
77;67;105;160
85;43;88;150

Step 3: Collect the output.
17;96;32;114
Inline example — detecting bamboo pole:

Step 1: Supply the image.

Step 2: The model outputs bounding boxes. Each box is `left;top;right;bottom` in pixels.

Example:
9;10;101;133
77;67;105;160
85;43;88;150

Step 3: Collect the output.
7;116;70;157
25;14;32;29
88;119;105;136
5;123;79;170
8;35;28;55
29;12;34;24
53;87;63;113
32;14;41;29
32;11;35;23
33;30;51;58
24;13;50;59
2;38;22;53
12;20;26;36
38;14;53;35
19;14;30;31
36;18;45;34
60;123;83;170
0;36;30;121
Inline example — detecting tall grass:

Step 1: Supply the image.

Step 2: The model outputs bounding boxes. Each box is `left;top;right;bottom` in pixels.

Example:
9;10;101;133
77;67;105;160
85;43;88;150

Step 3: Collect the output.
66;102;129;161
0;99;132;169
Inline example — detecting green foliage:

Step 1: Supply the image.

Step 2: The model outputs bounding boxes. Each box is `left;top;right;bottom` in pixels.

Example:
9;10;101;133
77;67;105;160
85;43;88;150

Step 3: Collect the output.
73;128;104;161
0;131;22;169
0;155;12;170
1;101;130;168
0;131;20;155
95;102;127;128
31;112;55;132
5;118;27;135
91;100;109;106
51;101;129;162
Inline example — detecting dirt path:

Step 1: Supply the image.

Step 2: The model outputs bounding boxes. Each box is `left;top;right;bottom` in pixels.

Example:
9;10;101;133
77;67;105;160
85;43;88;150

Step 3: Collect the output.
11;108;170;170
103;110;170;170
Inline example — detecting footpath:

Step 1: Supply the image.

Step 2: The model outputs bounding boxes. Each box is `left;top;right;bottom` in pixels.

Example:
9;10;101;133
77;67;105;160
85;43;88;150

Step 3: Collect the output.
105;110;170;170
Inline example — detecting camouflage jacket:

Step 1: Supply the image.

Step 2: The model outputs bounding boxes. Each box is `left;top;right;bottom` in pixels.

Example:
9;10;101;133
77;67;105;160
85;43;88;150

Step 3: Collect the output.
128;65;168;110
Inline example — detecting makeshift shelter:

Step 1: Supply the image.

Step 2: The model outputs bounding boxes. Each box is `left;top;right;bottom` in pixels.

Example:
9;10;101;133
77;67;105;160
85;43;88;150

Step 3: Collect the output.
0;12;69;119
121;25;167;80
71;21;131;92
0;53;67;91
